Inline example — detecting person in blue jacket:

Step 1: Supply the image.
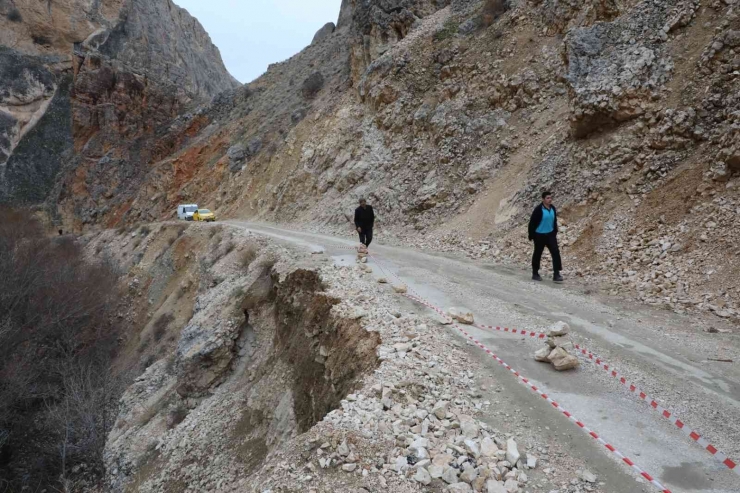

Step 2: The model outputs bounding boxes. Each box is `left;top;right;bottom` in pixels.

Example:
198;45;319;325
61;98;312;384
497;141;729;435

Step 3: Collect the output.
528;191;563;283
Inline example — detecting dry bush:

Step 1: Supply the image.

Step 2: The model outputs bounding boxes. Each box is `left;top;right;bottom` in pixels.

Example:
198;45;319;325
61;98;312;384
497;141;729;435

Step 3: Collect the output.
239;243;259;269
152;313;175;342
0;207;125;489
482;0;509;26
166;404;188;429
301;71;325;99
139;225;151;236
6;8;22;22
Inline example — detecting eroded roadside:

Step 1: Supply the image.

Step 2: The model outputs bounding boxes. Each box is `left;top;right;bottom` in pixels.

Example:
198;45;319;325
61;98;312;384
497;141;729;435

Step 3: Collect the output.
227;221;740;493
92;221;643;493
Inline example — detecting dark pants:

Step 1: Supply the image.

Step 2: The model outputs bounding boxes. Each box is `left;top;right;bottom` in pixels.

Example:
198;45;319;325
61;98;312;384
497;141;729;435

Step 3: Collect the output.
532;232;562;275
358;227;373;247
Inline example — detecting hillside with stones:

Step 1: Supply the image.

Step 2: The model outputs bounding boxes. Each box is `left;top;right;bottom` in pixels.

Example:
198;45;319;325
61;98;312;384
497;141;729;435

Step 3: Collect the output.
2;0;740;345
20;0;735;325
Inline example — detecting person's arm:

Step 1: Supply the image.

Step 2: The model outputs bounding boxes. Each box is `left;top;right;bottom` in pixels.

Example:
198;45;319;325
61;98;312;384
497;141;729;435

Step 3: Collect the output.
370;207;375;226
354;208;362;231
553;206;559;235
528;206;540;241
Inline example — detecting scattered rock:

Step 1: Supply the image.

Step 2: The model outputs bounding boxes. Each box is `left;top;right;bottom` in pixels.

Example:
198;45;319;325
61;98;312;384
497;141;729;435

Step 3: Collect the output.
505;438;520;465
580;469;597;483
448;307;475;325
547;321;570;336
414;467;432;485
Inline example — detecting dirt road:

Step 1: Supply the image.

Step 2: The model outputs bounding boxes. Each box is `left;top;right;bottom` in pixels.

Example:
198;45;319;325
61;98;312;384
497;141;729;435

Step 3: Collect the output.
228;221;740;493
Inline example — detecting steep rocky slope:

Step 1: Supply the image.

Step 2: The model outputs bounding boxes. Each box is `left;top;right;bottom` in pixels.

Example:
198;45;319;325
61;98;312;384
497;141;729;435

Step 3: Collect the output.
0;0;238;206
5;1;740;320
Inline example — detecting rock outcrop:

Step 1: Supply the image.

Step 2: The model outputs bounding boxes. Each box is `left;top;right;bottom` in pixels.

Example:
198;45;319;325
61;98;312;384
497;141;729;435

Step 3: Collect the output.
0;0;238;206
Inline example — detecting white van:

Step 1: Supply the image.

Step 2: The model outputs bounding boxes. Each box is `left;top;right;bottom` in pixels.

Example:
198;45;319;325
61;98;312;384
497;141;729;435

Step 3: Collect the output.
177;204;199;221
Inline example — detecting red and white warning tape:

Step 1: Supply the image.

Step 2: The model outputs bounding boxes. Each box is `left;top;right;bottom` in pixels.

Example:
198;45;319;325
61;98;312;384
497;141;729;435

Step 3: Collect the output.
402;292;672;493
572;344;738;475
353;246;737;477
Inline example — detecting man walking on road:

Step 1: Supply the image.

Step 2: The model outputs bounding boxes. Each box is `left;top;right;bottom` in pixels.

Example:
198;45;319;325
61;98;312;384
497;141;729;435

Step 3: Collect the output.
528;191;563;283
355;198;375;247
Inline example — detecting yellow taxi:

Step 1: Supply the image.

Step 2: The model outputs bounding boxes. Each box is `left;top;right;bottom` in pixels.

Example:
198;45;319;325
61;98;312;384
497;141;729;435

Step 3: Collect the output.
193;209;216;222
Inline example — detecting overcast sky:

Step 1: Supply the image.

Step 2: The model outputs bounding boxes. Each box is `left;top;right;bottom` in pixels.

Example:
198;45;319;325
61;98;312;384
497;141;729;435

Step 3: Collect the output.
176;0;342;84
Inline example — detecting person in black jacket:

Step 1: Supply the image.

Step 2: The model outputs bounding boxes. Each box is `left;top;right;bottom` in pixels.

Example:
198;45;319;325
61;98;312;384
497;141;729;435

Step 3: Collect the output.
354;198;375;247
528;191;563;283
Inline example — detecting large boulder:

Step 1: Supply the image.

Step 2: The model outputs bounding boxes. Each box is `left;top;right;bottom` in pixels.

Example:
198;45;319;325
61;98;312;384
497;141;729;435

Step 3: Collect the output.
312;22;336;44
548;347;579;371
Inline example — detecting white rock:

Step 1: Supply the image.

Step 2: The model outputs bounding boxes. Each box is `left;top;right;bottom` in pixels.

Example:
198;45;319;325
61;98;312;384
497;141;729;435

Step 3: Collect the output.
394;342;412;353
460;466;479;483
392;284;408;293
414;467;432;485
503;478;519;492
448;307;475;324
548;347;579;371
393;456;408;473
534;346;551;362
547;321;570;336
464;439;480;458
337;440;349;457
448;482;473;493
526;456;537;469
460;415;480;438
580;469;597;483
433;400;449;419
377;277;388;283
481;437;499;457
411;437;429;449
505;438;520;465
433;453;454;466
429;464;445;478
486;480;507;493
442;466;459;484
342;463;357;472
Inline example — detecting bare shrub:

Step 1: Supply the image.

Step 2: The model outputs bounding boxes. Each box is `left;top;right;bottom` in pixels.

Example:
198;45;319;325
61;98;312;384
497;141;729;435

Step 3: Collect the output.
482;0;509;26
139;225;151;236
239;243;259;268
0;207;125;489
166;404;188;429
153;313;175;342
223;240;236;257
301;71;325;99
7;8;22;22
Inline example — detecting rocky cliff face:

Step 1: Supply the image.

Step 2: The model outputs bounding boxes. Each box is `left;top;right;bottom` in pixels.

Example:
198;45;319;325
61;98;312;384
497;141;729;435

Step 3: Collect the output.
0;0;238;206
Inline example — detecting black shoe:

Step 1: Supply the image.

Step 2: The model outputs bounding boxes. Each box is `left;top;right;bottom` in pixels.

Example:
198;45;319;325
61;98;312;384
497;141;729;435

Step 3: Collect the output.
532;274;542;281
553;274;564;283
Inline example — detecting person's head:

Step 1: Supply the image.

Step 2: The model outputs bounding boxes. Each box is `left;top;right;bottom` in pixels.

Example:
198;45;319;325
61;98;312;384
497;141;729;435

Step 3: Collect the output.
359;198;367;208
541;191;553;206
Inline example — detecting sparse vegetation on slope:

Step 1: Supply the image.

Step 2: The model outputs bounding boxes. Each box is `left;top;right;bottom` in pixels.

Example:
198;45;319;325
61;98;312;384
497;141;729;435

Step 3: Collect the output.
0;209;126;491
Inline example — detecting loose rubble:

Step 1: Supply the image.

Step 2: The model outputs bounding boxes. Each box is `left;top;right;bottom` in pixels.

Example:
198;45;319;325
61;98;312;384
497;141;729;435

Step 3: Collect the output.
534;321;579;371
99;225;615;492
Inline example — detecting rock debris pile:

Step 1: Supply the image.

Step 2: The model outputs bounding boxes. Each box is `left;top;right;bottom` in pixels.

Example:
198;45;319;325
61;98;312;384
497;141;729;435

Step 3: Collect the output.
534;322;579;372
